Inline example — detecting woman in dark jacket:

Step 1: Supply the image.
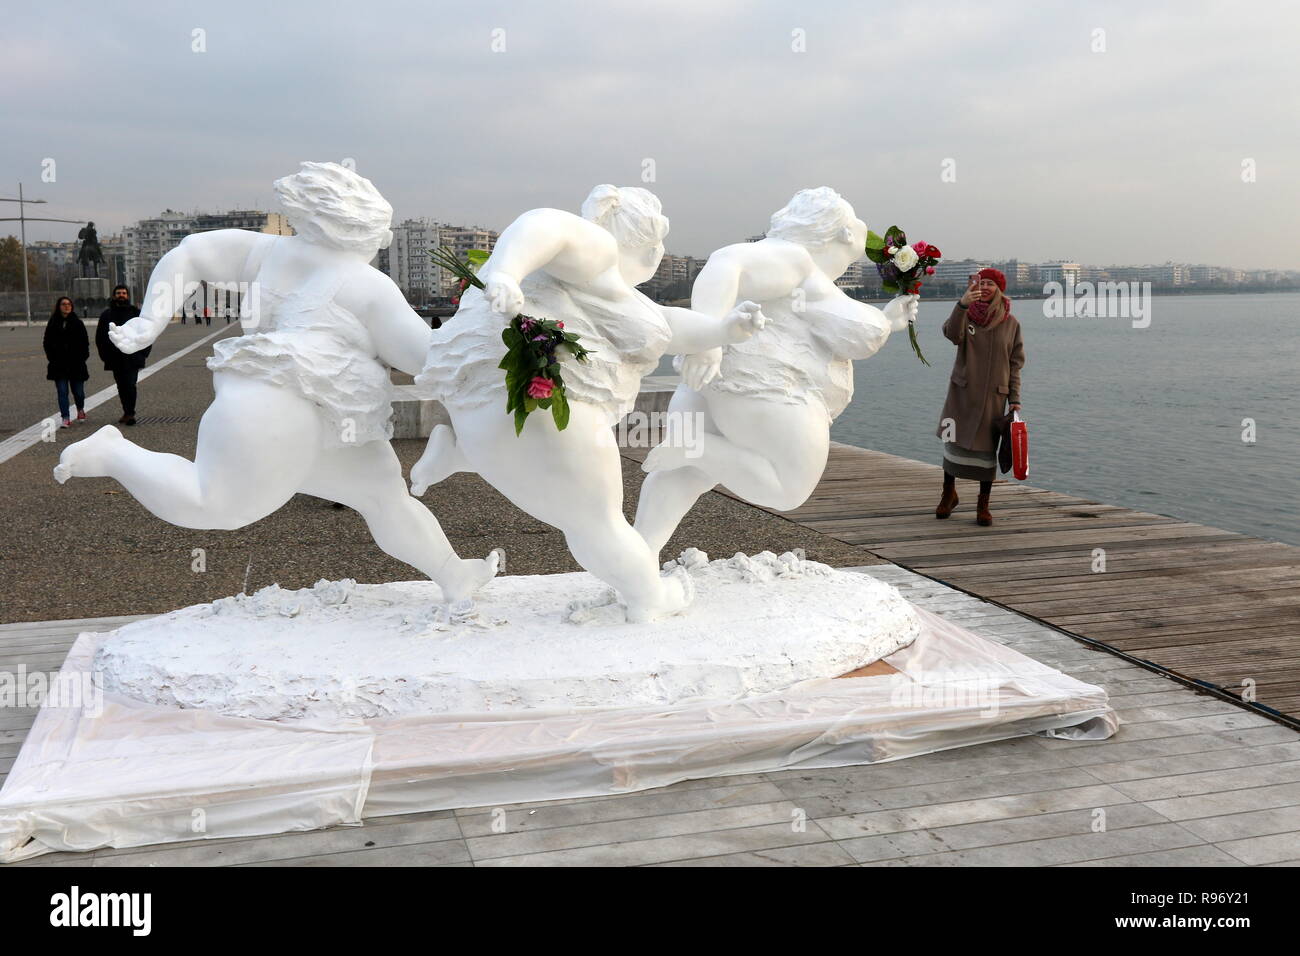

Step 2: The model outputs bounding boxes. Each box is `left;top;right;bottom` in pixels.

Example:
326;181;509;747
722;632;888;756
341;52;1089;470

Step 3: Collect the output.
43;296;91;427
934;268;1024;526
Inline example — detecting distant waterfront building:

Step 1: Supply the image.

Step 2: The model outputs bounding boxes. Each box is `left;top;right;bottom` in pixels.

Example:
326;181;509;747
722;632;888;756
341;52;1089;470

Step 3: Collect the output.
1038;261;1082;288
1103;263;1188;287
125;209;291;297
640;253;703;299
834;258;869;290
931;258;983;284
379;219;499;304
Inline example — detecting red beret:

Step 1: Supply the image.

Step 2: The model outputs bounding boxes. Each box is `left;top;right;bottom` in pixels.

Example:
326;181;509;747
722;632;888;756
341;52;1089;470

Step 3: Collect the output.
977;268;1006;292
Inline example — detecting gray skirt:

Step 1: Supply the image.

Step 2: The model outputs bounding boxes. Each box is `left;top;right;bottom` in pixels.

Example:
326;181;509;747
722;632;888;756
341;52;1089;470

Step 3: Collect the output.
943;441;997;482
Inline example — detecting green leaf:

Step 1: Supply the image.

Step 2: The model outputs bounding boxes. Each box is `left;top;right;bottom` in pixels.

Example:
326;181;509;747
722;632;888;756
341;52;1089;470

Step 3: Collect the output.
551;386;571;431
466;249;489;267
513;405;527;435
865;230;885;250
864;247;886;264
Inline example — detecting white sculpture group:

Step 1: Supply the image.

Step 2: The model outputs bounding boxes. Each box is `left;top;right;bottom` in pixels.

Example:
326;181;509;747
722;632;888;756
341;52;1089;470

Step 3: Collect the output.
55;163;918;623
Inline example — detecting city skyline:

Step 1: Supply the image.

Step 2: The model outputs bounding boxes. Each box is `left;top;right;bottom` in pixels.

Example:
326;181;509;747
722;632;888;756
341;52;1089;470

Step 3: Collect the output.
2;1;1297;271
10;208;1289;295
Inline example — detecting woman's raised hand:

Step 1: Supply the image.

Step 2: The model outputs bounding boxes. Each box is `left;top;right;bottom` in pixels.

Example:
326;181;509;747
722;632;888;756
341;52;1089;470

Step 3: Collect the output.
483;273;525;318
723;300;768;343
959;279;981;306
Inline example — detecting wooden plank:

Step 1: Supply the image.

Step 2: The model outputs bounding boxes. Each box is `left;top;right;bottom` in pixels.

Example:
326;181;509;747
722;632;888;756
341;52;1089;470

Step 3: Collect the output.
679;441;1300;725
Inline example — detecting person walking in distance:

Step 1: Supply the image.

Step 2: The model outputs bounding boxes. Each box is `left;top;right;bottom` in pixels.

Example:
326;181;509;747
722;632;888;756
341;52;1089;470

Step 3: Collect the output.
935;268;1024;526
97;284;150;425
43;296;90;428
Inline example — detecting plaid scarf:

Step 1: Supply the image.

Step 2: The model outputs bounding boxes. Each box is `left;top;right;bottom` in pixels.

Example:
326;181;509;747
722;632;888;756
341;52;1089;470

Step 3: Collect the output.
968;293;1010;327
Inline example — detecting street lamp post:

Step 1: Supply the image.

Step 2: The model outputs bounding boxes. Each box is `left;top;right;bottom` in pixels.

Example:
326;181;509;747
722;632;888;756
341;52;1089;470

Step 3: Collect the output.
0;183;87;326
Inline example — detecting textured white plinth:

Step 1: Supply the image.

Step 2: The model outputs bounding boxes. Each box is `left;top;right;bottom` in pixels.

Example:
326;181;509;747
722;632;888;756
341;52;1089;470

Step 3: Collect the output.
94;551;921;721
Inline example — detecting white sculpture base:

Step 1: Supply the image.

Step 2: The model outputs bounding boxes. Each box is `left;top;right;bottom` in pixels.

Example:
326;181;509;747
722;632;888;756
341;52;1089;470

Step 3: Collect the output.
94;552;921;721
0;566;1118;862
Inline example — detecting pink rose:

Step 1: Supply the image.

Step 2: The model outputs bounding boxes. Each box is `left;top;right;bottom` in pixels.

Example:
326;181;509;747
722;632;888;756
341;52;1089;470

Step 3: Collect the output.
527;376;555;399
913;241;929;255
925;266;935;275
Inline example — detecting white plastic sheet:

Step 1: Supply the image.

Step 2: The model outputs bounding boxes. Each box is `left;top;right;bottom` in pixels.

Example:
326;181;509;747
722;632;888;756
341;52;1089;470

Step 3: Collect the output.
0;606;1116;861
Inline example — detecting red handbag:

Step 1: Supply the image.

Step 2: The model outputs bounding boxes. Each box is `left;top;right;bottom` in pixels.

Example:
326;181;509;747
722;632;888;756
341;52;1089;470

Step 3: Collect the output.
1010;410;1029;480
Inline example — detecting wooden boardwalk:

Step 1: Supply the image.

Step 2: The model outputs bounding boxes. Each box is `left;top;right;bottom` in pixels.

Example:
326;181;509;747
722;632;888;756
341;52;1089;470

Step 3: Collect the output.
707;443;1300;726
4;565;1299;867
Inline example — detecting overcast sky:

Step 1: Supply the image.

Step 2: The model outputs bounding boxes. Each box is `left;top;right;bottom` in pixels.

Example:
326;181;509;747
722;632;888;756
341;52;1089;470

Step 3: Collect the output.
3;0;1297;269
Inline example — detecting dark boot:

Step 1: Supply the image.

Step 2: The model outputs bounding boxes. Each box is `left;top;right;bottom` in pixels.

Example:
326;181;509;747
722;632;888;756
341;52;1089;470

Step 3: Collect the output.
976;493;993;526
936;480;959;519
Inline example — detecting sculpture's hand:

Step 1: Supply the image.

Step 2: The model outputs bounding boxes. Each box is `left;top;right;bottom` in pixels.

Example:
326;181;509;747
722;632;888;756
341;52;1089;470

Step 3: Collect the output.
482;273;525;319
884;293;920;330
107;317;157;355
723;300;768;343
680;347;723;390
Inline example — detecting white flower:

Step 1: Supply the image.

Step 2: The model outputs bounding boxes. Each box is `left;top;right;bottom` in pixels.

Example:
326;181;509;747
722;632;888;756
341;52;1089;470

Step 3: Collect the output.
886;246;898;255
892;245;919;271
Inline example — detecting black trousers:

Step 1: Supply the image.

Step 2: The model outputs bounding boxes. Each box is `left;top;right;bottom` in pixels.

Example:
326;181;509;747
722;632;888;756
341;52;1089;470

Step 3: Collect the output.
113;366;140;417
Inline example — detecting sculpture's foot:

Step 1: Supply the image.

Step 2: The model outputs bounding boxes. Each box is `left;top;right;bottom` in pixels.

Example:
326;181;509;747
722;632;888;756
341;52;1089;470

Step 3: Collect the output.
564;587;623;625
54;425;125;484
410;425;462;496
440;548;502;604
641;440;689;475
626;566;696;624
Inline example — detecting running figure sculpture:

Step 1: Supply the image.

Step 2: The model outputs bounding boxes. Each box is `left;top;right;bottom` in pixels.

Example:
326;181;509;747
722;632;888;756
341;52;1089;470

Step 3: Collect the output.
410;185;767;622
634;187;919;557
54;162;499;604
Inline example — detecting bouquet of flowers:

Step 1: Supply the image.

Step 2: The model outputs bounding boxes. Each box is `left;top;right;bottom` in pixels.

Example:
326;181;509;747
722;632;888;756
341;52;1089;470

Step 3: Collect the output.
864;226;941;366
430;247;592;435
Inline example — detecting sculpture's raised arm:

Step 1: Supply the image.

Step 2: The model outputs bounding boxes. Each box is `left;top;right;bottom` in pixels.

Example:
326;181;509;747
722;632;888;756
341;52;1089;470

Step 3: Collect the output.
110;230;272;354
477;208;618;318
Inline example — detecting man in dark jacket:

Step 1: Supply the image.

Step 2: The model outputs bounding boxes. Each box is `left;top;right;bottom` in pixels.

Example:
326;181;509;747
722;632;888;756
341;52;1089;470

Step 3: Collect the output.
96;284;150;425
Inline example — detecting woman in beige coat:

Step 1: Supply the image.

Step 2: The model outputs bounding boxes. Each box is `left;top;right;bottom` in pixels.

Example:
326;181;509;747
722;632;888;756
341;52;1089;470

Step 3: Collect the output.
934;267;1024;526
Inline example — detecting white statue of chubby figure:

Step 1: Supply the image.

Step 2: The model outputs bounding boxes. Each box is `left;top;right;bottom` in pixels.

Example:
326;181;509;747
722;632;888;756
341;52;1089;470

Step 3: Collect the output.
410;184;768;623
54;162;500;603
633;187;919;557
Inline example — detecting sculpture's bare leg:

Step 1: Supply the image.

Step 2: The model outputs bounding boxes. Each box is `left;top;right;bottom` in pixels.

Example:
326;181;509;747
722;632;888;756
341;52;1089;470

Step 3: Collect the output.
54;373;319;529
448;401;692;622
633;385;718;557
410;423;471;495
635;465;717;558
302;439;499;603
641;394;829;514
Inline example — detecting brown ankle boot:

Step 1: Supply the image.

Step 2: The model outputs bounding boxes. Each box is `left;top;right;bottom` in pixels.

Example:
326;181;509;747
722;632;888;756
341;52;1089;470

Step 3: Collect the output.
976;493;992;526
936;483;959;519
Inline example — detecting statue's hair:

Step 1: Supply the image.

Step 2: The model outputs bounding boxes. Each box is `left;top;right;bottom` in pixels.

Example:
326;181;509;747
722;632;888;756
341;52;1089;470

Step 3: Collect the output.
581;185;669;248
274;162;394;253
766;187;859;246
